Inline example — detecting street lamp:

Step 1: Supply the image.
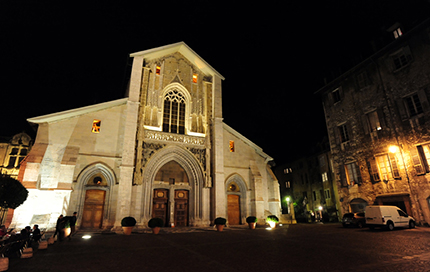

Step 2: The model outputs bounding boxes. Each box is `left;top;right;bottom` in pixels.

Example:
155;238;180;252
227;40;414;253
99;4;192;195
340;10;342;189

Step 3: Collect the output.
285;196;290;214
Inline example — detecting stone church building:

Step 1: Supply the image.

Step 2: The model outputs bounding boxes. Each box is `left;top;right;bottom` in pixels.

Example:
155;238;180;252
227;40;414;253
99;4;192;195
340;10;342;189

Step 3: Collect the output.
12;42;281;230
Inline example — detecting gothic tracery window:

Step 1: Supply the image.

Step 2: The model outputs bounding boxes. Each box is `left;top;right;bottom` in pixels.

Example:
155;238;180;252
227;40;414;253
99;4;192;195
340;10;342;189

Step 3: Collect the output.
163;90;186;134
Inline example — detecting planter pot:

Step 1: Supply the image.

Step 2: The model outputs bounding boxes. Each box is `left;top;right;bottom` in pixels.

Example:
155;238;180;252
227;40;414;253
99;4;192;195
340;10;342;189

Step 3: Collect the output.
21;248;33;259
216;224;224;232
0;257;9;272
248;222;256;230
47;237;55;244
122;226;133;235
38;240;48;250
64;227;71;237
152;227;161;234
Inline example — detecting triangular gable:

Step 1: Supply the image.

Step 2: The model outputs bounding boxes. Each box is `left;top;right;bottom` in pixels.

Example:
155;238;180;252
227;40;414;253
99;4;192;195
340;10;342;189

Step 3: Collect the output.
130;42;225;80
223;123;273;162
27;98;128;124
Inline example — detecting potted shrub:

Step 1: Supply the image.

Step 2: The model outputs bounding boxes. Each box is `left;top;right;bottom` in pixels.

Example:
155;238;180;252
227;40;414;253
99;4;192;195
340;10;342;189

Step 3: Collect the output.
214;217;227;232
148;218;164;234
246;216;257;229
266;215;279;228
121;216;137;235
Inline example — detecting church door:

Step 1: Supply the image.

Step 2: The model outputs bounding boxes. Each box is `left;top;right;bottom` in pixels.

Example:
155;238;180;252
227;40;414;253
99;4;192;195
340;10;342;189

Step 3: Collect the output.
228;194;241;225
174;190;189;227
152;189;169;227
82;190;105;229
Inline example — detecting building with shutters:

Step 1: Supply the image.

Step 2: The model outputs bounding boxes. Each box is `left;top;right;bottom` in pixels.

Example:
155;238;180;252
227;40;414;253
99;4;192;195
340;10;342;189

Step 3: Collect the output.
316;19;430;225
11;42;281;230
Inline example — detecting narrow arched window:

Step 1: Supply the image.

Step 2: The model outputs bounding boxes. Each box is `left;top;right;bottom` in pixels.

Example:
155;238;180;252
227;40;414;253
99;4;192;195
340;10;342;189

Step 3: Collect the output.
163;90;186;134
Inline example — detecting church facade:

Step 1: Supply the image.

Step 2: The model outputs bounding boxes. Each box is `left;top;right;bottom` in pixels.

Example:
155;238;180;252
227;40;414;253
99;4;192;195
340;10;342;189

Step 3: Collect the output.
12;42;281;230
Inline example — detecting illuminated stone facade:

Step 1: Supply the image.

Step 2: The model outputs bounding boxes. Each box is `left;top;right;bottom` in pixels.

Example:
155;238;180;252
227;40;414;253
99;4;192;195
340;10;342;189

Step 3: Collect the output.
317;19;430;225
13;43;281;230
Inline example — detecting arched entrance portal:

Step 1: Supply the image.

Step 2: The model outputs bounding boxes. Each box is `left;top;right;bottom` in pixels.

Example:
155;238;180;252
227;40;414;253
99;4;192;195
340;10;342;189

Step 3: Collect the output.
143;146;208;227
226;174;247;225
73;163;115;230
152;161;190;227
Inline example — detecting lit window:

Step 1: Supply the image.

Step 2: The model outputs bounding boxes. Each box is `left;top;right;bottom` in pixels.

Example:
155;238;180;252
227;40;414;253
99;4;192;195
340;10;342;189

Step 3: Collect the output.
92;120;101;133
322;172;328;182
229;141;235;152
192;74;198;83
344;162;362;186
162;90;186;134
393;27;403;39
375;154;400;181
338;124;349;143
156;65;161;75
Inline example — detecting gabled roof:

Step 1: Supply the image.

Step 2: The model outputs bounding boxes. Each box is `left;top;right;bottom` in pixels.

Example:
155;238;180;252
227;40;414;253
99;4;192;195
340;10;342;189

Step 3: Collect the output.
130;42;225;80
27;98;128;124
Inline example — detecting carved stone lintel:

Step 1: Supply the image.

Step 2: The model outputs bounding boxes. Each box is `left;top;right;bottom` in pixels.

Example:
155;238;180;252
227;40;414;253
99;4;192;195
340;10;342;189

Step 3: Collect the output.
144;130;205;147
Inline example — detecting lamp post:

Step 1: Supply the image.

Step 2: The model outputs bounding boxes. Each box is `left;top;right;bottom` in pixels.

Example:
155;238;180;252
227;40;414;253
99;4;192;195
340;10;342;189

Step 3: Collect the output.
285;196;290;214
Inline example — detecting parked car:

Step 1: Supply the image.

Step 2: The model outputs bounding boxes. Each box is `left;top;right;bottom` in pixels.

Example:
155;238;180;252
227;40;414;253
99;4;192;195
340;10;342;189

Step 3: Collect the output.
342;212;366;228
365;205;415;231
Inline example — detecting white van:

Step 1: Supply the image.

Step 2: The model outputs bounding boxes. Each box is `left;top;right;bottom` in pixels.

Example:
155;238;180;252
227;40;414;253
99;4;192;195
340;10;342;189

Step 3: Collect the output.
365;205;415;230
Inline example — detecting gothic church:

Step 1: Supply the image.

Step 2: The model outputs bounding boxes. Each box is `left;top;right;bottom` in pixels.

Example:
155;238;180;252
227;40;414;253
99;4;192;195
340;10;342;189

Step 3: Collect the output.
13;42;281;230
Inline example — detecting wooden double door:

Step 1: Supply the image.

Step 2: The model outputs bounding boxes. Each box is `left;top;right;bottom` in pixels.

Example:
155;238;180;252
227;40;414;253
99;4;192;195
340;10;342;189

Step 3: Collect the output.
81;190;105;229
152;189;189;227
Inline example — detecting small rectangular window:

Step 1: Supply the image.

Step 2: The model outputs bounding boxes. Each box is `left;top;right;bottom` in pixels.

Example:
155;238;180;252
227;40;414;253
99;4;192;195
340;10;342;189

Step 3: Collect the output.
338;124;350;143
393;27;403;39
392;47;412;70
332;88;341;103
345;162;362;185
229;141;235;152
92;120;101;133
404;94;423;117
193;74;198;83
156;65;161;75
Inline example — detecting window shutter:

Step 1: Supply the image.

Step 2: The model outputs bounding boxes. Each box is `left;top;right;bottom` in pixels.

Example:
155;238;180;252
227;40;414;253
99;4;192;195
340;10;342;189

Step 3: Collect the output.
367;157;380;183
361;115;370;135
396;99;408;121
388;153;401;179
417;88;429;112
410;146;426;175
340;165;348;187
377;108;386;129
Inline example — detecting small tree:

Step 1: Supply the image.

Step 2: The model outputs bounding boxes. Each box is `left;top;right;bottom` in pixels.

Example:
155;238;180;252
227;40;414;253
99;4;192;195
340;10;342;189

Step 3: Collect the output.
0;174;28;223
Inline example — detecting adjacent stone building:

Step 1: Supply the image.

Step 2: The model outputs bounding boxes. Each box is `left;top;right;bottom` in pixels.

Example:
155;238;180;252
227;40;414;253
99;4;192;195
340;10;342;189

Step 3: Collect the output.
0;132;32;179
275;144;340;223
316;19;430;225
11;42;281;230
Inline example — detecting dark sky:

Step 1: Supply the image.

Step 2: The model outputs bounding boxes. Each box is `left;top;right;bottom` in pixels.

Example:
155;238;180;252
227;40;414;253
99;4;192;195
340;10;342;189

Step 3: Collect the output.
1;1;429;163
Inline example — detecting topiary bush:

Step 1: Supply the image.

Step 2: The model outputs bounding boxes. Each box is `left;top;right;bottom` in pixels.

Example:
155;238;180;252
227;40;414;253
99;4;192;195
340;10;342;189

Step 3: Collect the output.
214;217;227;225
121;216;137;227
148;217;164;228
266;215;279;223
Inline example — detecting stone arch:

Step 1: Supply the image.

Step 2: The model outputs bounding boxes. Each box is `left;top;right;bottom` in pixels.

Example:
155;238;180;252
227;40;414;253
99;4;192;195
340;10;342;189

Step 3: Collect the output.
73;163;116;228
141;145;207;226
225;174;248;225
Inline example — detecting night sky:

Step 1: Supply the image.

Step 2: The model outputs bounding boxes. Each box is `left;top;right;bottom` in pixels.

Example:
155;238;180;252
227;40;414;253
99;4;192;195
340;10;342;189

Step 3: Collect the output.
1;1;429;163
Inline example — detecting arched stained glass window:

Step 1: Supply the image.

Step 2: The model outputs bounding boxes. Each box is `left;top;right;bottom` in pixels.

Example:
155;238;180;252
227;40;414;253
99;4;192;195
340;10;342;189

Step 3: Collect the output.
163;90;186;134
